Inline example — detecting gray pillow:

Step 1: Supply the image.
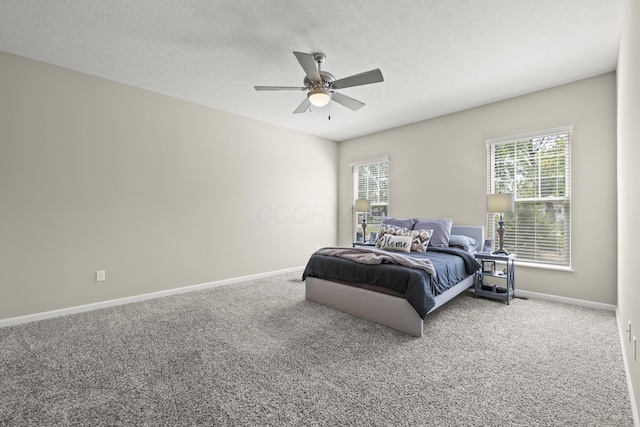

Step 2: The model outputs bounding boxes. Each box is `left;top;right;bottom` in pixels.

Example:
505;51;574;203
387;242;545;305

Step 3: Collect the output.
413;218;453;247
448;234;479;252
380;217;417;229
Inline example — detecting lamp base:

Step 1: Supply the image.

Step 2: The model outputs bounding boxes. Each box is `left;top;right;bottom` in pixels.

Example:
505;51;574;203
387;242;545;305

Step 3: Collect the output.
492;248;510;255
494;218;509;255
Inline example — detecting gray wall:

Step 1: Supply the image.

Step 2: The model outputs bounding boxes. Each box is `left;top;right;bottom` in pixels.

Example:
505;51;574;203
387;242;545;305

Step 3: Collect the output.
617;0;640;417
339;73;617;305
0;52;338;320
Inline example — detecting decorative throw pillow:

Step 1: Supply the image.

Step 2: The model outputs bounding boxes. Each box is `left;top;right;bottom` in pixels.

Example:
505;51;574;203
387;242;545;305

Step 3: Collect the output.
413;218;453;247
373;217;415;246
410;229;433;252
375;224;410;248
378;234;412;252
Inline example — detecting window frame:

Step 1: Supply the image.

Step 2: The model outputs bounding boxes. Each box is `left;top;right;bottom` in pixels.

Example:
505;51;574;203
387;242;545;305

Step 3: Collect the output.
485;126;572;268
351;158;389;242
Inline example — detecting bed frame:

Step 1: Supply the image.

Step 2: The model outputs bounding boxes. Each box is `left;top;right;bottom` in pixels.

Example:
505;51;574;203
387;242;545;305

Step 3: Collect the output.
305;225;484;337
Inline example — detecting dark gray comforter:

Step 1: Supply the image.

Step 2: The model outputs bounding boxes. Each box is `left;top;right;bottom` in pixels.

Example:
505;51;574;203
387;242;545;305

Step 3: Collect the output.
302;247;481;318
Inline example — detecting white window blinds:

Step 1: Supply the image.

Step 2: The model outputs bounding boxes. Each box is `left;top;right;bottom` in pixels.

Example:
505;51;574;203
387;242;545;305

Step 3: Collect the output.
351;159;389;241
486;127;572;266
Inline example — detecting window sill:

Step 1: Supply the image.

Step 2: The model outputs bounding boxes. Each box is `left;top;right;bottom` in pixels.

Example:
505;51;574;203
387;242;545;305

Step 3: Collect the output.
514;260;573;272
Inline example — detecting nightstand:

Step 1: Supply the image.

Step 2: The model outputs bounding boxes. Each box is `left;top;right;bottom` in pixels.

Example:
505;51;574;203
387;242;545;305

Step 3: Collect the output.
473;252;516;304
352;241;376;248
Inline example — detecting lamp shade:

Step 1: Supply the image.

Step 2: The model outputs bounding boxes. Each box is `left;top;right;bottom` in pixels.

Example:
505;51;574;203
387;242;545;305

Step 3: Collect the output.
308;88;331;107
354;199;371;213
487;193;515;213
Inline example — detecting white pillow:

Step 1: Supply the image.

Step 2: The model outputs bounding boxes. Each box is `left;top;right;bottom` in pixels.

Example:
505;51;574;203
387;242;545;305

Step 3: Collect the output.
378;234;412;252
375;224;410;248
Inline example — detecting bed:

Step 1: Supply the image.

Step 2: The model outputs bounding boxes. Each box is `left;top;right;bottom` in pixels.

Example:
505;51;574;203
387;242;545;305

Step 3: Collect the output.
302;223;484;337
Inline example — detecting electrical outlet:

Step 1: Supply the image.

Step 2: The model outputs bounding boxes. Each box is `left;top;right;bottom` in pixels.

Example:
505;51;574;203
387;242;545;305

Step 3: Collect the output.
629;321;632;343
96;270;106;282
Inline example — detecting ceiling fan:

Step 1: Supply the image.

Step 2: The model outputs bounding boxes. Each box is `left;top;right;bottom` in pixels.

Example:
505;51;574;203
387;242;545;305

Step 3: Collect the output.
254;51;384;114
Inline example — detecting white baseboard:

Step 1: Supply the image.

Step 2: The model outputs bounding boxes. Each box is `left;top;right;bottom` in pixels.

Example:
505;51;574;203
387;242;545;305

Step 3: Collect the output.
0;266;305;328
515;289;617;312
616;309;640;427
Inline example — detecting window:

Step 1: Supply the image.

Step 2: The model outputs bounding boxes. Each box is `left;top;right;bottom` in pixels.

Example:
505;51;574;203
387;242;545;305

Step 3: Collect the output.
351;159;389;241
486;126;572;267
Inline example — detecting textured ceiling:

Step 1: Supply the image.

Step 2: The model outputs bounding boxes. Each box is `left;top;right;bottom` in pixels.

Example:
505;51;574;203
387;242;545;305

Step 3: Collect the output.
0;0;623;141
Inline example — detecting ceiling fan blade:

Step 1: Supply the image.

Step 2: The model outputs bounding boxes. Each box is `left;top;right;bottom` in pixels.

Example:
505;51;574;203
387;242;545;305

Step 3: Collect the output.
254;86;306;91
293;98;311;114
332;69;384;90
331;92;365;111
293;51;321;83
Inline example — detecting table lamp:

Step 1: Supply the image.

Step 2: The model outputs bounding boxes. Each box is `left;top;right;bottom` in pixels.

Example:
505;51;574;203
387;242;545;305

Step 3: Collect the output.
487;193;515;255
355;199;371;241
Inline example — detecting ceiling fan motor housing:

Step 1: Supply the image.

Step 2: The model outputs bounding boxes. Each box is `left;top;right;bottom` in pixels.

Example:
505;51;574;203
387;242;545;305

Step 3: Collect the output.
304;71;336;90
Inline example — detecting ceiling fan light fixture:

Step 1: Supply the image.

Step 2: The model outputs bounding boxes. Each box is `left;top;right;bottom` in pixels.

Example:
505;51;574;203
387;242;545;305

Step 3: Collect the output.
308;88;331;107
